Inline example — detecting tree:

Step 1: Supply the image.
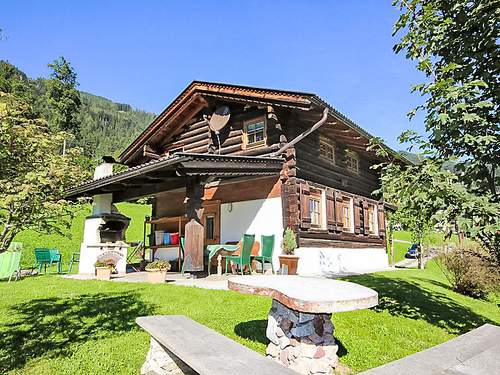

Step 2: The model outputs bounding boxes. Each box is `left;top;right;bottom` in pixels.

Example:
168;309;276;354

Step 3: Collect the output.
0;61;40;117
46;57;81;135
0;92;88;253
379;0;500;263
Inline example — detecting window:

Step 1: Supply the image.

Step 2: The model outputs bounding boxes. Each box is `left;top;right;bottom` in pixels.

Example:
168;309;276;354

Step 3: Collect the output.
309;190;322;227
345;150;360;173
244;118;266;148
341;197;353;232
367;204;378;235
205;216;215;240
319;139;335;164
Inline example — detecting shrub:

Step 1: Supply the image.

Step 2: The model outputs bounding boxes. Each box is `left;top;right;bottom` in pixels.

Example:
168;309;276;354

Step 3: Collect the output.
145;260;171;271
436;244;500;299
282;227;297;255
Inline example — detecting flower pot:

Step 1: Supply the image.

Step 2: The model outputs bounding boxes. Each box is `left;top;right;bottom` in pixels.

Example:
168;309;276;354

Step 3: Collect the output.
278;255;299;275
95;266;111;280
147;269;167;284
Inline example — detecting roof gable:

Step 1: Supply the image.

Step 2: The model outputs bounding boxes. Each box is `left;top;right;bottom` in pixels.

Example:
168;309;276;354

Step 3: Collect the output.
119;80;409;165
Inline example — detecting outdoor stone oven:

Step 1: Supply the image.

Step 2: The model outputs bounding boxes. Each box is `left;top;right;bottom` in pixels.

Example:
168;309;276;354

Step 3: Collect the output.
97;213;130;243
78;210;131;275
78;184;131;274
77;162;132;276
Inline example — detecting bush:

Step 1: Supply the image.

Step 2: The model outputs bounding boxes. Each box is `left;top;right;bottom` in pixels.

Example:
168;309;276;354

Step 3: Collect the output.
436;244;500;299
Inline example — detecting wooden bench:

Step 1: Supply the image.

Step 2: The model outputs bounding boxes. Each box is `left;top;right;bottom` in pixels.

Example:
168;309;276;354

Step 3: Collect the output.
136;315;297;375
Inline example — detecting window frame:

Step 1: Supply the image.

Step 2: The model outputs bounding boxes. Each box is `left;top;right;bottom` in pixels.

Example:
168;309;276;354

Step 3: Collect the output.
205;214;215;240
308;188;323;228
243;116;267;149
345;149;360;174
341;196;354;233
319;137;336;164
367;203;378;236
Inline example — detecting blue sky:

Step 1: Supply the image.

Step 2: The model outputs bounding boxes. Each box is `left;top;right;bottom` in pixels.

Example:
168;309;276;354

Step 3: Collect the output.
1;0;425;150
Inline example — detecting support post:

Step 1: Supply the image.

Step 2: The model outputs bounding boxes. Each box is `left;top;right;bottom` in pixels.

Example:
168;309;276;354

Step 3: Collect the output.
184;176;205;272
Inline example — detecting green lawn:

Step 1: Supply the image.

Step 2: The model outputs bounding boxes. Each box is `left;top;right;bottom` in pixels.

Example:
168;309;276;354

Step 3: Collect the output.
5;208;499;373
14;203;150;269
1;262;498;374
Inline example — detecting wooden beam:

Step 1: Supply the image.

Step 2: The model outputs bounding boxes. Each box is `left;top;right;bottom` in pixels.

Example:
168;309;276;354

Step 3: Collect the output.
271;108;329;156
114;179;185;202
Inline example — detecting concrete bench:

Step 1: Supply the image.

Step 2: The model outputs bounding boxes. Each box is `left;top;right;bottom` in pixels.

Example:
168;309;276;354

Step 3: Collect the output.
361;323;500;375
136;315;297;375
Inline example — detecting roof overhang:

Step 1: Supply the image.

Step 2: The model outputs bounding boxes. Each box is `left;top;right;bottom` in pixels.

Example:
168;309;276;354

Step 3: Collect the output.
65;153;283;202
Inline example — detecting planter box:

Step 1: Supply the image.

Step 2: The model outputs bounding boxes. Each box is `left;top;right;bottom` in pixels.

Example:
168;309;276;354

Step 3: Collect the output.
278;255;299;275
147;270;167;284
96;267;111;280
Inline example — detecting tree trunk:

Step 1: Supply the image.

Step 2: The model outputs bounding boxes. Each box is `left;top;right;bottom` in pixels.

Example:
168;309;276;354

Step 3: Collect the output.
418;241;424;270
0;224;17;253
391;230;395;267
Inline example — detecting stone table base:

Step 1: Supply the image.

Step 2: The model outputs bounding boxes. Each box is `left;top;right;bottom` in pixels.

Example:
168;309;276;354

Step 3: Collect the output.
141;337;197;375
266;300;338;375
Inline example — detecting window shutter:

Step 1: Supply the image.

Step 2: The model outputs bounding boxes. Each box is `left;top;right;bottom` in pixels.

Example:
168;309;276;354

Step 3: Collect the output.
362;200;370;235
300;182;311;229
377;204;386;238
326;188;335;231
334;191;343;231
354;198;361;234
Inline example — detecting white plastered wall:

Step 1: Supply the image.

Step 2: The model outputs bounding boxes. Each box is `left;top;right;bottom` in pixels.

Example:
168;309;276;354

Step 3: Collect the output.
295;247;389;276
220;197;283;270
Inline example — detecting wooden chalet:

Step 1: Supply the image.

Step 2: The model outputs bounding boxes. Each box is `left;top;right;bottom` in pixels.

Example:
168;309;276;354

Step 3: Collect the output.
67;81;405;276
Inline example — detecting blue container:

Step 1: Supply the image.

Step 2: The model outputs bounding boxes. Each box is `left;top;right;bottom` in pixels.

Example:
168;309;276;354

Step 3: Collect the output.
163;232;171;245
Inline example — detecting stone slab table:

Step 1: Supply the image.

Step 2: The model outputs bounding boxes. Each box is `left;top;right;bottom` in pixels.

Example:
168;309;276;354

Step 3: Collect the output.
228;275;378;375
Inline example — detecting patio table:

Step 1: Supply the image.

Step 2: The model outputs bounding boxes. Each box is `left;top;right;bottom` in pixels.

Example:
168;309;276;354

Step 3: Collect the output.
228;275;378;375
206;244;239;275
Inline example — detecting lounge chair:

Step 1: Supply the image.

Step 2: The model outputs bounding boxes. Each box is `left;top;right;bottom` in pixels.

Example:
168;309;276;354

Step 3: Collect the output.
251;235;275;274
0;248;22;282
222;234;255;275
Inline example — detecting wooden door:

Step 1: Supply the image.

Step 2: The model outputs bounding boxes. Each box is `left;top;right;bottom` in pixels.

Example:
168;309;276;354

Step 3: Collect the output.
202;201;220;246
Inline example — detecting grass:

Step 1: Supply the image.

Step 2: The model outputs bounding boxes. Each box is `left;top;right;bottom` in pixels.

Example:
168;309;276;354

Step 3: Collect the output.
5;207;498;373
1;262;498;374
14;203;150;269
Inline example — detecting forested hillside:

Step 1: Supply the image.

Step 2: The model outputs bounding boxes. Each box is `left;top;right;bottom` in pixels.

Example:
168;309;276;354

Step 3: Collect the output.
78;92;155;158
0;60;155;160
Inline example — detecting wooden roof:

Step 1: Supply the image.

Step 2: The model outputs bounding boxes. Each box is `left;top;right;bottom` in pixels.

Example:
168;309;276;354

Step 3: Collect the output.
65;153;283;202
118;81;410;165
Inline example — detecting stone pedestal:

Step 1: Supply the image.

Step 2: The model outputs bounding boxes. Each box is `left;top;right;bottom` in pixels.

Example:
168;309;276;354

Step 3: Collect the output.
265;300;338;375
141;338;196;375
228;275;379;375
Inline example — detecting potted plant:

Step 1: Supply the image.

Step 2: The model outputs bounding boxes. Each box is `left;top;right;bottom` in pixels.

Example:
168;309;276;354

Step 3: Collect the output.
145;260;171;283
279;227;299;275
95;261;112;280
94;251;122;280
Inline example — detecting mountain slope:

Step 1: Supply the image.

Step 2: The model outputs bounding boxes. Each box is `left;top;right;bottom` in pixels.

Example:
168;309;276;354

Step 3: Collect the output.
78;92;156;158
0;60;156;160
